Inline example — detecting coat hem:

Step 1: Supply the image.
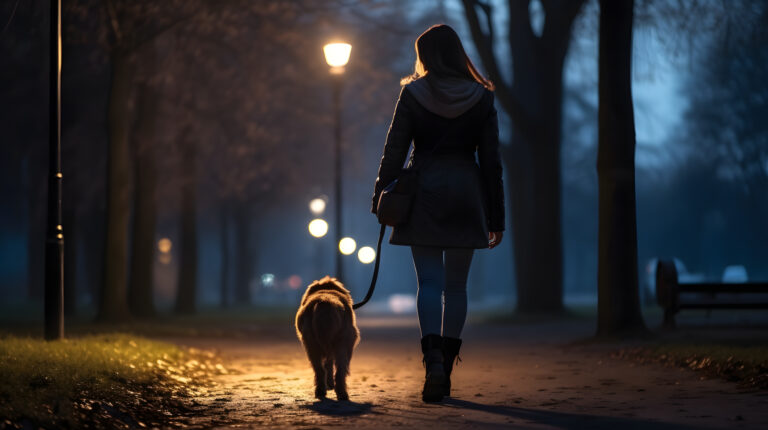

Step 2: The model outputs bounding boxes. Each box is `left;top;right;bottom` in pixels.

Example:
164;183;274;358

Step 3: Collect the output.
388;238;487;249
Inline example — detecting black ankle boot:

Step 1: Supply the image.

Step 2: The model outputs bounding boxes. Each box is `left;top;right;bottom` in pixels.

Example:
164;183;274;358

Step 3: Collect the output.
420;334;446;402
442;337;462;396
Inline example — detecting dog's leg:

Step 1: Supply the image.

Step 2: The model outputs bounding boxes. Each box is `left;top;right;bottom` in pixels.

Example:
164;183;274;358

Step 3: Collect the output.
333;343;353;401
306;346;327;399
324;358;335;390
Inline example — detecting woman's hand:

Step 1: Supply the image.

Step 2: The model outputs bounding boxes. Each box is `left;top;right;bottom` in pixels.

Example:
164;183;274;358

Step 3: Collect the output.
489;232;503;249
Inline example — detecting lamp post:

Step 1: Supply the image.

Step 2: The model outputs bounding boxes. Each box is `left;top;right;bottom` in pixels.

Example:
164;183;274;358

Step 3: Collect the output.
323;42;351;281
45;0;64;340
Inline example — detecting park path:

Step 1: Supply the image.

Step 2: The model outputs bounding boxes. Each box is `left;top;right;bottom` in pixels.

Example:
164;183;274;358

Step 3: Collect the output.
167;316;768;429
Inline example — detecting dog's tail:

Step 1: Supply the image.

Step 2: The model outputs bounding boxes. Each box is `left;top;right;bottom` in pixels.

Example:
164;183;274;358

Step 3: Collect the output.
311;300;343;355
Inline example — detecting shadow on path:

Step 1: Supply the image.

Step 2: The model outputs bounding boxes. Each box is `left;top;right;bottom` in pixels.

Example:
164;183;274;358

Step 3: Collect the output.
442;398;704;430
304;399;373;416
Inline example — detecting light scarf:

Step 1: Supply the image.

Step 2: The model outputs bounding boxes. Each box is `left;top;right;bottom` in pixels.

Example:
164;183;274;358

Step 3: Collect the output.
406;76;484;118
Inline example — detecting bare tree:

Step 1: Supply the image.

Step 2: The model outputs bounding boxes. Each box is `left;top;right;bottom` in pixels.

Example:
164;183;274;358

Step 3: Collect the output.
174;129;198;314
95;0;197;322
682;3;768;198
127;45;159;318
461;0;585;312
596;0;646;336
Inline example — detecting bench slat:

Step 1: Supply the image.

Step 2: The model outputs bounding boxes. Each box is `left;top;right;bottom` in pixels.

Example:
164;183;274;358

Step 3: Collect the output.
678;283;768;294
679;302;768;310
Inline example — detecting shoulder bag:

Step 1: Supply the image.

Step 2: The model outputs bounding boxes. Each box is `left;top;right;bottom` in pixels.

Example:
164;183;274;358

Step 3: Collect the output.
353;120;461;309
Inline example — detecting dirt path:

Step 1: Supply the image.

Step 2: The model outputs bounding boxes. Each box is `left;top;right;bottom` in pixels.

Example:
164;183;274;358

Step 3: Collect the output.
169;317;768;429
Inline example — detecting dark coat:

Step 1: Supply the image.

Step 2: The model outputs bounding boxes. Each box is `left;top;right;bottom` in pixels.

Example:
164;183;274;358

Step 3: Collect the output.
371;85;505;249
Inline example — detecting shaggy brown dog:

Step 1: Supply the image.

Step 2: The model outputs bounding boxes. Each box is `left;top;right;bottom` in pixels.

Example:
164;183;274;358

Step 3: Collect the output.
295;276;360;400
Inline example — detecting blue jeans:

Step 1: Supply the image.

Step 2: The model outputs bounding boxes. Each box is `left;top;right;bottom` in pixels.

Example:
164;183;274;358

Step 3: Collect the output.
411;246;474;338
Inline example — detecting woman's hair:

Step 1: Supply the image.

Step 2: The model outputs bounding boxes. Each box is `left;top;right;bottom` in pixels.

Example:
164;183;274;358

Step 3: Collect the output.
401;24;494;90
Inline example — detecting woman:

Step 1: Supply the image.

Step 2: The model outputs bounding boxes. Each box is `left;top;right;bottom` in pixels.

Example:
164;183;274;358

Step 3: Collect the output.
371;24;505;402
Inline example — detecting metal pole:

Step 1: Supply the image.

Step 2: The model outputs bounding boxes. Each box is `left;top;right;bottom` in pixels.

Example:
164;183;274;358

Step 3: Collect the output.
45;0;64;340
333;76;343;281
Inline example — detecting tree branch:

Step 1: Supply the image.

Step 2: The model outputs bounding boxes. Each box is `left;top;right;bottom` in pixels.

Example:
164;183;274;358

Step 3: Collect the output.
347;7;412;36
126;5;203;55
541;0;584;27
461;0;506;89
104;0;122;46
105;0;208;55
540;0;585;56
565;86;596;111
461;0;535;137
507;0;536;51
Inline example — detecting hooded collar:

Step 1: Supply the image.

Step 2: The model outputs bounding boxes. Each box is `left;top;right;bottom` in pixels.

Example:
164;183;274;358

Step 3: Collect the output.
405;76;485;118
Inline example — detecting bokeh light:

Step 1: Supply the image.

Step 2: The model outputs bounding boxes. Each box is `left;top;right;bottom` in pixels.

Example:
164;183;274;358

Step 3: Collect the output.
309;198;326;215
157;238;172;253
308;219;328;238
288;275;303;290
388;294;416;314
339;237;356;255
357;246;376;264
261;273;275;288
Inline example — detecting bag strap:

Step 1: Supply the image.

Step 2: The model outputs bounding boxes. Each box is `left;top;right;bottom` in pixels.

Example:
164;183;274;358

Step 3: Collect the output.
352;223;386;310
355;104;476;310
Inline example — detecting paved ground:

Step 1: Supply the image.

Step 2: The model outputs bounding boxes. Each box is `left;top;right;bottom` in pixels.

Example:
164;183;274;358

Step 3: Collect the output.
169;316;768;429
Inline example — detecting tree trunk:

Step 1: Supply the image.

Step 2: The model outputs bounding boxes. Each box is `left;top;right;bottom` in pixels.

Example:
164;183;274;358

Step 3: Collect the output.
175;139;198;314
461;0;583;313
506;100;565;313
596;0;646;337
507;141;564;313
128;77;158;318
98;52;133;322
506;21;570;314
219;201;230;308
232;204;253;305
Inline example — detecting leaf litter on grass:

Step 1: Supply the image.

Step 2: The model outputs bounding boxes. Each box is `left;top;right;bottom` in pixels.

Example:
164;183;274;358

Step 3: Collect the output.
613;343;768;390
0;333;228;428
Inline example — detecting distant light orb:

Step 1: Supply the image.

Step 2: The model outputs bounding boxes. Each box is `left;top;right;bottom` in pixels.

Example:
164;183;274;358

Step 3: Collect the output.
388;294;417;314
158;238;172;253
309;198;326;215
308;219;328;238
323;42;352;68
288;275;302;290
338;237;356;255
357;246;376;264
261;273;275;288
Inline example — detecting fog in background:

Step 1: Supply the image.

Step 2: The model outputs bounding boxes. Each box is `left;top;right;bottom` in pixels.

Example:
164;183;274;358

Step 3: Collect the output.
1;0;766;318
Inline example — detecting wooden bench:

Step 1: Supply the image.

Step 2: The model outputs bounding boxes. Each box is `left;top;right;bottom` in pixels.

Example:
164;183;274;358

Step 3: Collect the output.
655;260;768;328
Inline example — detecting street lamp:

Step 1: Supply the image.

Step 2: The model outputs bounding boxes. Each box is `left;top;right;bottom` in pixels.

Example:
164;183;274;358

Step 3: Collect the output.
323;42;351;281
323;43;352;72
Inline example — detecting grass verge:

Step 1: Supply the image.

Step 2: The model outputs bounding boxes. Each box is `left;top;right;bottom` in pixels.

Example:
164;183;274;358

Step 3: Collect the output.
0;306;297;339
613;343;768;390
0;333;226;428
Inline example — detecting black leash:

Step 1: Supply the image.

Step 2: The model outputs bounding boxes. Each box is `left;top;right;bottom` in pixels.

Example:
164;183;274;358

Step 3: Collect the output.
352;224;386;309
351;113;456;310
351;93;481;310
